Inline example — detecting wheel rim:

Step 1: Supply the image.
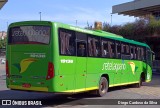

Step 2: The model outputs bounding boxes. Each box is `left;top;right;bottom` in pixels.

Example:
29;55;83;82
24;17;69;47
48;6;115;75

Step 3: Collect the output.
100;81;106;93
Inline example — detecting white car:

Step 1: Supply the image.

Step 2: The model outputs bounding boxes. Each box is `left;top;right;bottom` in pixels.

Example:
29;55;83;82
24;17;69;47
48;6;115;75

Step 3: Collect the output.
1;59;6;64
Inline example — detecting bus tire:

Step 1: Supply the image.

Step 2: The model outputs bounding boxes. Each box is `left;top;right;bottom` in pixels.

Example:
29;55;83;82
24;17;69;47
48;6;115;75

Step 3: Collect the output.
135;75;143;88
96;77;108;97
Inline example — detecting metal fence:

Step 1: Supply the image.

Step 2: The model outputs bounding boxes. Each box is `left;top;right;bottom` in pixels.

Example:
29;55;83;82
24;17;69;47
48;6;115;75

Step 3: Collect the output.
152;60;160;73
0;49;5;57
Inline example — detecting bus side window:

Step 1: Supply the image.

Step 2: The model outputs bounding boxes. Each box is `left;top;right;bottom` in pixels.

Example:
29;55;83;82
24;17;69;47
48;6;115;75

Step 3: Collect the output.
121;43;130;59
138;47;141;60
146;49;152;67
101;39;108;57
88;37;93;56
76;32;87;57
88;36;100;57
141;47;145;61
121;43;125;56
92;38;96;56
133;46;137;59
115;41;121;59
59;29;76;56
137;47;139;60
130;45;134;59
126;44;130;55
59;31;67;54
108;41;115;58
111;41;115;58
77;42;87;57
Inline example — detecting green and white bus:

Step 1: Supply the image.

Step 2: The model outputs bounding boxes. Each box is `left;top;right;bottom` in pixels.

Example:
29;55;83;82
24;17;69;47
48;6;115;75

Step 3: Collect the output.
6;21;153;96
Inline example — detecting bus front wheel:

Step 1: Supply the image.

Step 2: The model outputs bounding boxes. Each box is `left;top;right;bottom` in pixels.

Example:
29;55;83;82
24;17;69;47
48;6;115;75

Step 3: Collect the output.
135;75;143;88
96;77;108;97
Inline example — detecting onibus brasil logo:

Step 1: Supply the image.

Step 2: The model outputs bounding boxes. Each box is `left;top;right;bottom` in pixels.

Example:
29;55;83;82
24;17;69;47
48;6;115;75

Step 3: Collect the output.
13;58;37;73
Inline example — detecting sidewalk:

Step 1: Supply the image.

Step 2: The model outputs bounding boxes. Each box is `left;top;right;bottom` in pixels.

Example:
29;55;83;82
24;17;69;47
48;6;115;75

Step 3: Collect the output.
0;64;5;76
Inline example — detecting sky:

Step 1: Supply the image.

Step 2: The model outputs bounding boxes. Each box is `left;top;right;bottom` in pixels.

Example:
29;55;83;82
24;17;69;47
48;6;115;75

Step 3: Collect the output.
0;0;136;31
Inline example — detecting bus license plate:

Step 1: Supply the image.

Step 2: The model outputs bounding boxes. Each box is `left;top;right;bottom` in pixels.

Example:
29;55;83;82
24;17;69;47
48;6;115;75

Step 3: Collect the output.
22;83;31;88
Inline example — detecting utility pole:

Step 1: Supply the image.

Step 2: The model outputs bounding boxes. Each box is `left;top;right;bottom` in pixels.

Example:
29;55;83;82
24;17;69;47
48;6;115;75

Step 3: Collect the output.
7;22;8;28
87;21;89;29
76;20;77;26
39;12;42;21
111;13;113;26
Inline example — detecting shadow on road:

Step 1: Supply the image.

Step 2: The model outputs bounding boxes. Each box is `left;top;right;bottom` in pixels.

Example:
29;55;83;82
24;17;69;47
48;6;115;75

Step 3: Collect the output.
0;89;100;107
0;74;159;107
109;74;160;92
143;74;160;87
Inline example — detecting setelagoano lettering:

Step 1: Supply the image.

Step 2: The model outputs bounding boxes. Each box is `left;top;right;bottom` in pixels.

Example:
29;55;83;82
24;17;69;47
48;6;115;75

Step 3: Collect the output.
102;62;126;71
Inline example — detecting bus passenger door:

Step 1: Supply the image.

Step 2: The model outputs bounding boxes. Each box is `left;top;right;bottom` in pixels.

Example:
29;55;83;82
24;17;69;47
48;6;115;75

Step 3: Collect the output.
75;41;87;91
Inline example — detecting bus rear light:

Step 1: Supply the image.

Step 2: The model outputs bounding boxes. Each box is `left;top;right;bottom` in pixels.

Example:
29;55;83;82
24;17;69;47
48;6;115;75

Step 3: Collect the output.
46;62;54;80
6;60;10;78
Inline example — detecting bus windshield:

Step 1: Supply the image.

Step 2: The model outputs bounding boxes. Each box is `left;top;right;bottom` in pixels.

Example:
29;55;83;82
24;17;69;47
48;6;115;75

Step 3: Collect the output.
8;26;50;44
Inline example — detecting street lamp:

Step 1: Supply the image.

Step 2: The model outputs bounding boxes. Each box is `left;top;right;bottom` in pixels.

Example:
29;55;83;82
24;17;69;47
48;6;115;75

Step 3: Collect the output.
39;12;42;21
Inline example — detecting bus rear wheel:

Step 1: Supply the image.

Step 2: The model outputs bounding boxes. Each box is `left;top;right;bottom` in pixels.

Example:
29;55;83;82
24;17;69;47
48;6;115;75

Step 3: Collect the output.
96;77;108;97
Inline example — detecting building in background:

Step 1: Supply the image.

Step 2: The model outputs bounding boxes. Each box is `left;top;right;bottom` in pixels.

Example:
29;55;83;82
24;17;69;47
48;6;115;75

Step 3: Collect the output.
112;0;160;19
0;0;7;40
0;0;7;10
112;0;160;71
112;0;160;61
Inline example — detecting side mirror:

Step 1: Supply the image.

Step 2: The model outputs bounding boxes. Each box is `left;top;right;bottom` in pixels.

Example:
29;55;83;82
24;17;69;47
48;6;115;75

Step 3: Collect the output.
153;54;155;61
151;51;155;61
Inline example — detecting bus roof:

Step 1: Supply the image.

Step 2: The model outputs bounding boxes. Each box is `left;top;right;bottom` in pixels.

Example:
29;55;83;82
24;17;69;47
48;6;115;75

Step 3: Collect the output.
8;21;150;49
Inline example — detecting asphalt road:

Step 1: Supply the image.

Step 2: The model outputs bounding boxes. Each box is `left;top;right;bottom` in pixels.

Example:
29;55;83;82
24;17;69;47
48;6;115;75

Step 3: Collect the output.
0;64;160;108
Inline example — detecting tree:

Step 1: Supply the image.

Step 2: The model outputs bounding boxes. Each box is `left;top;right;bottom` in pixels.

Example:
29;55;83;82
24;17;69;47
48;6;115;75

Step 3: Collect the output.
0;37;6;49
103;16;160;42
